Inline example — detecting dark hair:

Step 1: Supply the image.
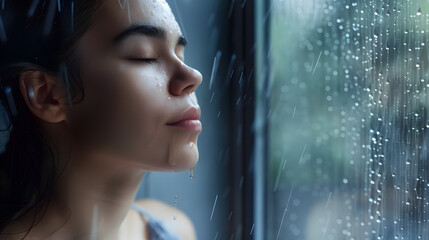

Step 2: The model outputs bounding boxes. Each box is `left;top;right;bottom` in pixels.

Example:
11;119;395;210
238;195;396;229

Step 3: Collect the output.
0;0;102;235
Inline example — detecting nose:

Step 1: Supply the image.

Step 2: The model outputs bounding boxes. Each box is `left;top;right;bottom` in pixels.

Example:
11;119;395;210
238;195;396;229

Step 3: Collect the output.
168;61;203;96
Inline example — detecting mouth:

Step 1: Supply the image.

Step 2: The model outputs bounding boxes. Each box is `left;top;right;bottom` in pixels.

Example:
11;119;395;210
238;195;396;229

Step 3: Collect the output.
166;107;202;132
167;119;202;132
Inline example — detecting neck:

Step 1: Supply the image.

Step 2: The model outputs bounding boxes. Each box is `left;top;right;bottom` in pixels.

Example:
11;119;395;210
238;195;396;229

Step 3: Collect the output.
55;150;145;239
2;146;145;240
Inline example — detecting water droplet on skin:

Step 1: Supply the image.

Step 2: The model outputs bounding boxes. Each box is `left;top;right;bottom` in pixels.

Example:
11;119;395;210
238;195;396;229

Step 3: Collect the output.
168;158;177;166
157;82;163;91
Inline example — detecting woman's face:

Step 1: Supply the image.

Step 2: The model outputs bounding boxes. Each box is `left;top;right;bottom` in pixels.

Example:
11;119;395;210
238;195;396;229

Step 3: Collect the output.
67;0;203;172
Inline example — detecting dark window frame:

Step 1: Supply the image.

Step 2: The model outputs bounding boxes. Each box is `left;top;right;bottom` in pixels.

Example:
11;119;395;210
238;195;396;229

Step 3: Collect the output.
229;0;271;239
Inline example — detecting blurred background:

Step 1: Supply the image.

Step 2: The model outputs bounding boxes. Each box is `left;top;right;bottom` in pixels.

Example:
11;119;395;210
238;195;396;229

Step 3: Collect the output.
267;0;429;239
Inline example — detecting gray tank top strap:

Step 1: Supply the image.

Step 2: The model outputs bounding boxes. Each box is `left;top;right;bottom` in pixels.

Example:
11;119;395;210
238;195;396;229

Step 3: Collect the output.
131;203;182;240
131;203;155;219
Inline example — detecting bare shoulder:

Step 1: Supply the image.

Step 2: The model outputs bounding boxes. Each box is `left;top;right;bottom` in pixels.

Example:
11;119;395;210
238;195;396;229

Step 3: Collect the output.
134;198;197;240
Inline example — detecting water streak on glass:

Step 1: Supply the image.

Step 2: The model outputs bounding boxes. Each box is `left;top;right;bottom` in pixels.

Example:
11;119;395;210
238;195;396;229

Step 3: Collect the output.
269;0;429;239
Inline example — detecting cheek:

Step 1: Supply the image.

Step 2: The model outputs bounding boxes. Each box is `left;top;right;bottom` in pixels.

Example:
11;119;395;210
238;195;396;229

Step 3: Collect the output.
68;62;169;157
119;71;168;146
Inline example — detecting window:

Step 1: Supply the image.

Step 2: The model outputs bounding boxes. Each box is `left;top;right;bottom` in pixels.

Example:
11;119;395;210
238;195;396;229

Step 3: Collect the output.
265;0;429;239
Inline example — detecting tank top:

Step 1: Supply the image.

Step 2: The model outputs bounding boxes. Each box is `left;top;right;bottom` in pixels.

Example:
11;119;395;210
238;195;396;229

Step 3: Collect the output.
131;204;182;240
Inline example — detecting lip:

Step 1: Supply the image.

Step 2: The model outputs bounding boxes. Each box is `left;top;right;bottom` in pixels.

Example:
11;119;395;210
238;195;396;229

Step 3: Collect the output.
167;119;202;132
167;107;202;132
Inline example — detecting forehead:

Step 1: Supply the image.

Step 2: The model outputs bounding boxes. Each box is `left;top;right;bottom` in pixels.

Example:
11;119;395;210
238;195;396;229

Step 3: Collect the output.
91;0;182;42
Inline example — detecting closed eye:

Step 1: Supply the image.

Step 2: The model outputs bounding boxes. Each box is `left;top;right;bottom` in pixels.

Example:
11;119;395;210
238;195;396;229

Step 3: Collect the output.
128;58;157;63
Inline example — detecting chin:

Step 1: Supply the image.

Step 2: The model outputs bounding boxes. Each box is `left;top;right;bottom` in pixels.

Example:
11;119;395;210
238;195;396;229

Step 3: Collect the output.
133;132;200;172
164;140;199;172
167;150;199;172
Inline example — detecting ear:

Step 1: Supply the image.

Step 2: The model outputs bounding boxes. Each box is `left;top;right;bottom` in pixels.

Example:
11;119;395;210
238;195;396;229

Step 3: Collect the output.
19;70;69;123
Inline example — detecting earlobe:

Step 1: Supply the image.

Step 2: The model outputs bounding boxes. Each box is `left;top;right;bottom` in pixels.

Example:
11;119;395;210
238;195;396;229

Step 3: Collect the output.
19;70;68;123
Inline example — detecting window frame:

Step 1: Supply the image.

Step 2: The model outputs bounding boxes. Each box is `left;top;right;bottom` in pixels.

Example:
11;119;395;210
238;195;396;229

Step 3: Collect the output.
229;0;271;239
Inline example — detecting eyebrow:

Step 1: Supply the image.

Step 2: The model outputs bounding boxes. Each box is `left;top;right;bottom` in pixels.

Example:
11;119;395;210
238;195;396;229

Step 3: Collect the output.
112;24;187;47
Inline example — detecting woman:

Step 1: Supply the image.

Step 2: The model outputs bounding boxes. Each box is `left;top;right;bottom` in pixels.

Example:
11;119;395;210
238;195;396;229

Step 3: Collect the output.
0;0;202;239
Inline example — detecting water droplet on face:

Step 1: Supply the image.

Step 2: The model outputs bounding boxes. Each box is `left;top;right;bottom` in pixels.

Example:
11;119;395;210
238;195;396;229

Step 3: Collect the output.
168;158;177;166
157;82;163;91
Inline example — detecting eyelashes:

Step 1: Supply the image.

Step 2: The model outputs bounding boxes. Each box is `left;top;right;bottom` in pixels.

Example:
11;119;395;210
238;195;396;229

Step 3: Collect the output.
127;57;186;65
128;58;158;64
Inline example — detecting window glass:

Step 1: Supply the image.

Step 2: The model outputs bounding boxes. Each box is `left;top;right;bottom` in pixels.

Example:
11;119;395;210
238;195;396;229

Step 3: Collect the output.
269;0;429;239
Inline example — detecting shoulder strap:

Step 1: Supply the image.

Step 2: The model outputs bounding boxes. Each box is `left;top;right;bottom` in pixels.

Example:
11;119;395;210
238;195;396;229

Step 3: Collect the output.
131;203;155;219
131;203;182;240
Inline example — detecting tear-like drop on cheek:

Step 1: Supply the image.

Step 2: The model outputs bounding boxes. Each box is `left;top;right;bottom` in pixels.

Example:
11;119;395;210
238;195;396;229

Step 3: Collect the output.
168;158;177;166
157;82;163;92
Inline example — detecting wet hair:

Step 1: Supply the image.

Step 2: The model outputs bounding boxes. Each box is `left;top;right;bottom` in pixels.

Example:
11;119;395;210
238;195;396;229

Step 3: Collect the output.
0;0;102;235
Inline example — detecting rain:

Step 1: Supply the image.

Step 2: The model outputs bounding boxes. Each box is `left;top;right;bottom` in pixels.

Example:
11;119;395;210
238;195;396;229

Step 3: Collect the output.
269;0;429;239
1;0;428;239
0;13;6;42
